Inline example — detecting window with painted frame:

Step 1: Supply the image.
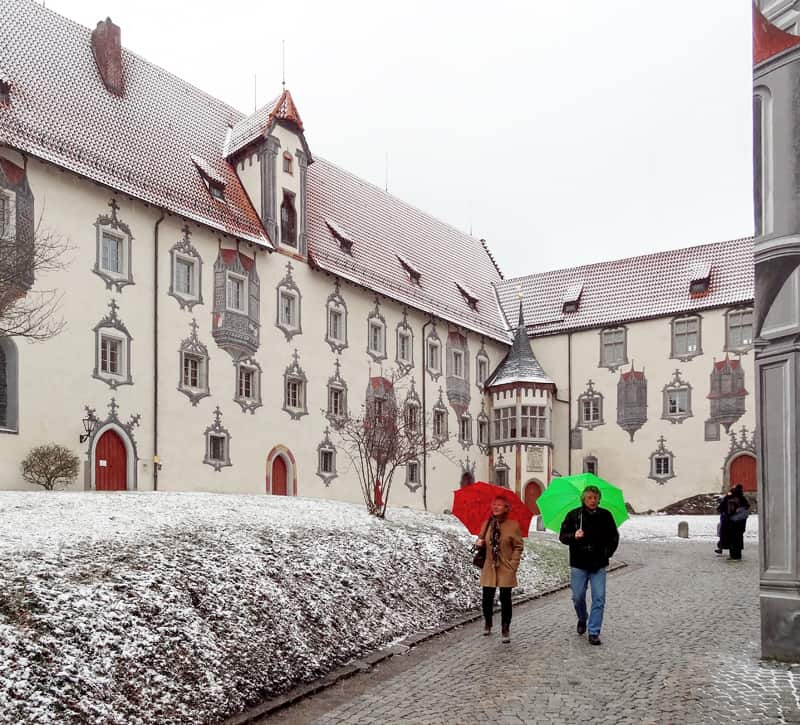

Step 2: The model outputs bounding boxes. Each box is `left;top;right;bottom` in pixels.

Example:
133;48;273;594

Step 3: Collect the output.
478;418;488;446
328;385;345;418
459;415;472;445
319;448;334;474
286;377;305;411
182;353;205;390
427;339;441;374
726;308;754;352
599;327;627;369
101;231;124;276
476;356;489;387
100;334;123;377
279;290;298;329
404;402;420;434
226;272;247;313
671;315;701;360
398;330;412;365
209;434;227;462
368;320;385;356
452;349;464;379
407;460;420;485
433;409;447;438
328;307;344;343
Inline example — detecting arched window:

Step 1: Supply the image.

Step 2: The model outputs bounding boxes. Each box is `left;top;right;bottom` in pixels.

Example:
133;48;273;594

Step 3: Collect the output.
280;191;297;247
0;337;19;432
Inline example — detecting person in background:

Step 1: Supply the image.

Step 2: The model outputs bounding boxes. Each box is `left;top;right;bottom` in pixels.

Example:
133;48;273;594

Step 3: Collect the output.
559;485;619;646
476;495;523;643
717;483;750;561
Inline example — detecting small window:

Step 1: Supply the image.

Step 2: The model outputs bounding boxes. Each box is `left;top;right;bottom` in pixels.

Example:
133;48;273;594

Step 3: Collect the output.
671;316;701;360
654;455;671;476
329;386;345;418
328;308;344;342
405;403;419;434
398;330;412;363
478;418;488;446
101;232;123;275
283;152;293;175
100;335;122;375
238;366;255;399
459;416;472;444
226;273;247;313
174;257;195;296
281;191;297;247
649;436;676;484
427;340;441;372
433;409;447;438
581;397;601;425
408;461;420;484
209;434;226;462
280;291;297;328
667;389;689;415
726;308;754;352
209;182;225;201
583;456;598;475
286;379;303;409
476;357;489;386
600;327;627;370
495;466;508;488
493;407;517;441
452;350;464;378
369;321;385;355
182;353;204;389
320;448;334;474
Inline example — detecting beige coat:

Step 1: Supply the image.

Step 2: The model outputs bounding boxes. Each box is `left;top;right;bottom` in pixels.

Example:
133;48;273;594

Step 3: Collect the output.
479;517;524;588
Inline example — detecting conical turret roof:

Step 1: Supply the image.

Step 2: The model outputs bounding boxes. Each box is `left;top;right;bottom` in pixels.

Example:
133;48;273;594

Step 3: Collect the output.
485;303;553;387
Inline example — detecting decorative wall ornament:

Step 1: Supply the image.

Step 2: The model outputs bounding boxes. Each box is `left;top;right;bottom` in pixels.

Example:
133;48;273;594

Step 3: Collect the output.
669;314;703;362
316;427;337;485
395;308;414;374
707;355;748;433
570;427;584;450
577;379;604;430
661;369;693;424
177;318;210;406
648;435;676;485
617;362;647;442
366;297;388;363
460;455;477;478
93;197;134;292
93;299;133;389
325;279;348;354
475;341;490;391
425;323;443;382
446;331;470;417
203;406;232;471
704;420;721;442
726;424;756;457
275;261;302;341
233;356;263;414
168;224;204;310
526;446;545;472
476;401;490;454
326;358;348;428
282;349;308;420
212;247;260;356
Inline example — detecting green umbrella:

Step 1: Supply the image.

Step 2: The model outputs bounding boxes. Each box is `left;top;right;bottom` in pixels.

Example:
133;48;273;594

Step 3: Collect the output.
537;473;629;533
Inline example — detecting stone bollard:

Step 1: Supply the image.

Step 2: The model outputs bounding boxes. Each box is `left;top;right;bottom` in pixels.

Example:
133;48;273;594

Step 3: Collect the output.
677;520;689;539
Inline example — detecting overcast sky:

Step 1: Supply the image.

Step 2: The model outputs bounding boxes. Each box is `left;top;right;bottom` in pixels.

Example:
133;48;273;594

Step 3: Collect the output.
50;0;754;277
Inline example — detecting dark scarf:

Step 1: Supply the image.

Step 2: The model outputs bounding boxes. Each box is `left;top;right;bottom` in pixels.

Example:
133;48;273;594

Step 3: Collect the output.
490;515;504;566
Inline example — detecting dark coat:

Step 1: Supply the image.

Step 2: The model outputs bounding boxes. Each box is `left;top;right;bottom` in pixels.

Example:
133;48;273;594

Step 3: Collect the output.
559;506;619;572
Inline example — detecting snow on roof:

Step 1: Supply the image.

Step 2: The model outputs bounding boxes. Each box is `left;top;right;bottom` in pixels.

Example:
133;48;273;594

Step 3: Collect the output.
325;217;355;251
562;282;583;305
0;0;269;246
497;237;753;337
486;305;553;387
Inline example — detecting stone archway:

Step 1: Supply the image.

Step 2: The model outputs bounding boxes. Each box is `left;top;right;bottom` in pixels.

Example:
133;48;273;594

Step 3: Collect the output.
89;422;136;491
266;445;298;496
524;479;543;515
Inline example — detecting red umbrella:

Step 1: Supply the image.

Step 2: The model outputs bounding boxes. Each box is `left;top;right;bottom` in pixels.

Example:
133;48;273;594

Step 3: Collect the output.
452;481;534;537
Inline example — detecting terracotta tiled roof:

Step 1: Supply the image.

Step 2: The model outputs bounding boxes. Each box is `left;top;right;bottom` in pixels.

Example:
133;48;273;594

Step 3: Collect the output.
307;158;510;343
0;0;270;247
621;365;645;382
753;3;800;65
497;237;754;337
269;89;304;132
225;97;278;158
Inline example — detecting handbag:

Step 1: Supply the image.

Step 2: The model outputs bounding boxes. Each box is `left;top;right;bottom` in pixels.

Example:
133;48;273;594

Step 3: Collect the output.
730;506;749;523
472;520;489;569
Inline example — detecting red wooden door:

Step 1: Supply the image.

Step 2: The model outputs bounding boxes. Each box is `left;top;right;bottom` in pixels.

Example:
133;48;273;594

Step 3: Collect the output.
730;455;757;492
524;481;542;515
95;429;127;491
272;456;288;496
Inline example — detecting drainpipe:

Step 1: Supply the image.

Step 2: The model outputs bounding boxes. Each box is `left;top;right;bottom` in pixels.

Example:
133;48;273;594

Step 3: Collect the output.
421;317;432;511
152;210;165;491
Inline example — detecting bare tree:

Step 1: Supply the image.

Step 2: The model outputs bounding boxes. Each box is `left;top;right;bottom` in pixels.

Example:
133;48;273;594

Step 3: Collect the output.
21;444;80;490
0;215;72;340
330;370;448;518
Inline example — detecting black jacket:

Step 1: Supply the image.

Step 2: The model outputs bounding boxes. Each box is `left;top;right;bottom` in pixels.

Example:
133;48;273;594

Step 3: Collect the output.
559;506;619;572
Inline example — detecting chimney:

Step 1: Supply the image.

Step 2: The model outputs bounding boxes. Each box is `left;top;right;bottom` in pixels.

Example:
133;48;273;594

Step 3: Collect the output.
91;18;124;96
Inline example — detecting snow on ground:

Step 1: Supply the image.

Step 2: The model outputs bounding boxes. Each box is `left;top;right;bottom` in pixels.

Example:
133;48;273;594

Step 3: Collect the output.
619;514;759;542
0;492;567;725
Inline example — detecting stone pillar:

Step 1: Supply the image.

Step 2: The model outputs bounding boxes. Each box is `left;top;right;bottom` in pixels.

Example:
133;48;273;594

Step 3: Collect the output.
259;136;280;243
295;149;308;256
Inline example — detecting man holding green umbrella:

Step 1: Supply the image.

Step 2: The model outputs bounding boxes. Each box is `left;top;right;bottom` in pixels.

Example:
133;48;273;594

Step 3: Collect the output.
556;482;620;646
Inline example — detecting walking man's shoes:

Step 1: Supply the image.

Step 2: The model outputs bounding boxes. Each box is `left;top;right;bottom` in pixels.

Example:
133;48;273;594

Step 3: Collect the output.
714;548;722;555
588;634;602;646
576;620;587;635
483;626;492;636
501;627;510;643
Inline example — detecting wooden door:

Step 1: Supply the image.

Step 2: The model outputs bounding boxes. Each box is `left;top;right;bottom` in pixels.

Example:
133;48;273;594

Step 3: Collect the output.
524;481;542;515
730;454;757;492
95;429;127;491
272;456;288;496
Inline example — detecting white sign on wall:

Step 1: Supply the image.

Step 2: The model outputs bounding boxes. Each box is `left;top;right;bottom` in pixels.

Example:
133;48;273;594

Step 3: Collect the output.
526;447;544;472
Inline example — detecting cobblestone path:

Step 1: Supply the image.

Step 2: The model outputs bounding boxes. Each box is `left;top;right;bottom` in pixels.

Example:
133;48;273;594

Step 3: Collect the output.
266;540;800;725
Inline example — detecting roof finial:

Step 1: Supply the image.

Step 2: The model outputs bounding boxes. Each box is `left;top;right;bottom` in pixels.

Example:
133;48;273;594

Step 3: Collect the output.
281;40;286;90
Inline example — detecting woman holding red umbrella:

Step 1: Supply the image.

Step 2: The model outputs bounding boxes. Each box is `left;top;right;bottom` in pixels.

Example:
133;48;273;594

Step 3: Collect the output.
476;494;524;643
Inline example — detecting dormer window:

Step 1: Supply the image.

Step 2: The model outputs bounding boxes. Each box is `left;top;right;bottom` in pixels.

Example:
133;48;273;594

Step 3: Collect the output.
326;219;353;254
281;190;297;247
689;263;712;295
191;155;226;203
456;282;479;311
397;254;421;285
208;182;225;201
283;152;293;175
562;282;583;314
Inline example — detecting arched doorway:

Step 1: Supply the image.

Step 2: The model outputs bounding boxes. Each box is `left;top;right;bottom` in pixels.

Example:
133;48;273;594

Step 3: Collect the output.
95;429;127;490
524;480;543;515
265;445;298;496
730;454;757;492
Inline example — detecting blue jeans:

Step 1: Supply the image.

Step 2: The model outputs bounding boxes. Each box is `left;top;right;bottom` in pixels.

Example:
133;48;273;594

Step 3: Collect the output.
570;566;607;636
